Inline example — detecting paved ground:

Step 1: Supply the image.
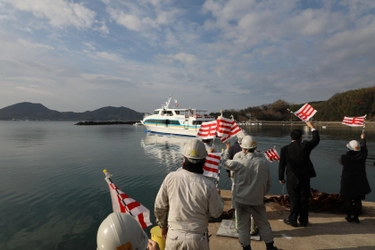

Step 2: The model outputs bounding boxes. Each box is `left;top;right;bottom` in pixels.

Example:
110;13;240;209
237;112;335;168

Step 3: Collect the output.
208;190;375;250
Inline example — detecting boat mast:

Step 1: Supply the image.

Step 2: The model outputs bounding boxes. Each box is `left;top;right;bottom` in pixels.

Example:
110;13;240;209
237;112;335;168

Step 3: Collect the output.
162;96;172;109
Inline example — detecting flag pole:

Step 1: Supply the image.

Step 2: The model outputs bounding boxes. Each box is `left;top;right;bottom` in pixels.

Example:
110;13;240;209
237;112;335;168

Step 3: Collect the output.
215;148;225;188
287;108;309;121
103;169;133;216
362;114;367;133
286;108;295;122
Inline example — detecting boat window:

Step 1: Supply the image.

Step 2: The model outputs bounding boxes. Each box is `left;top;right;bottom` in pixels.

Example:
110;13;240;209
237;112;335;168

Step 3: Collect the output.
154;111;159;115
193;121;204;125
175;111;180;114
144;119;180;125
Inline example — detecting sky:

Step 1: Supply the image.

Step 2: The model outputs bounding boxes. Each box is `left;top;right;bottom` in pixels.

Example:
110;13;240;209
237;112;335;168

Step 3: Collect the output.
1;0;375;114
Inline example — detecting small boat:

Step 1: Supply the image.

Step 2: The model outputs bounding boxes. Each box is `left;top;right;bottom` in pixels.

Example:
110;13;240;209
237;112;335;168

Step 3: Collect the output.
133;121;143;126
142;96;216;137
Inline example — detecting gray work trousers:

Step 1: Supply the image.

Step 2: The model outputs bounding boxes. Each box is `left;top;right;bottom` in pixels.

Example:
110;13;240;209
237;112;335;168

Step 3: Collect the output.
235;202;274;247
165;229;209;250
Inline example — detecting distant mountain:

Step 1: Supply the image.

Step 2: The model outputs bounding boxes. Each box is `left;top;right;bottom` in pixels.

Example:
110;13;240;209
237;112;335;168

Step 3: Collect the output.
0;102;144;121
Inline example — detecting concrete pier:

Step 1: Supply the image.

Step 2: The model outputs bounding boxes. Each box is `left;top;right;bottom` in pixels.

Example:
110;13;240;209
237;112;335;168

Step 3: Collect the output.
208;190;375;250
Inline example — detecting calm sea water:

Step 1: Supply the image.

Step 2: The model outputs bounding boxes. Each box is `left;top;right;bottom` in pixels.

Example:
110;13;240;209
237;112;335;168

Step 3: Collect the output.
0;121;374;250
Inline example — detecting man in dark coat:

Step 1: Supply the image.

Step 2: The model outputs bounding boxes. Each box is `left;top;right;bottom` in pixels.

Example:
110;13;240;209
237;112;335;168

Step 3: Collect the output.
278;121;320;227
339;132;371;223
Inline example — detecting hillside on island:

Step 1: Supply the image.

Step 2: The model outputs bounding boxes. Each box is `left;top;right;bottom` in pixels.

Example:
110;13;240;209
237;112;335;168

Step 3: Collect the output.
0;103;144;121
213;86;375;122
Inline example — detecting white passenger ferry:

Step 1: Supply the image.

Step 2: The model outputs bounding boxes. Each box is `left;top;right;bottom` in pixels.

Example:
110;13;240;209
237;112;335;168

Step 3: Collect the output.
142;96;216;137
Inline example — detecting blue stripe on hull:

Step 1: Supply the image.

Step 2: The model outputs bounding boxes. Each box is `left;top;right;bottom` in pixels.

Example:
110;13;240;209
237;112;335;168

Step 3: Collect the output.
144;130;197;138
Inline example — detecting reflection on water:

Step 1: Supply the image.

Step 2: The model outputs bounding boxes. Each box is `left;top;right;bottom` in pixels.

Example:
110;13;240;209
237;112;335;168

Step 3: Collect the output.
140;133;192;172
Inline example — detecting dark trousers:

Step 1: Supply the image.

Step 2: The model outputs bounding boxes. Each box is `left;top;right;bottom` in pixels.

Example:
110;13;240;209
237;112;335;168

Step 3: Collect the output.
287;177;310;223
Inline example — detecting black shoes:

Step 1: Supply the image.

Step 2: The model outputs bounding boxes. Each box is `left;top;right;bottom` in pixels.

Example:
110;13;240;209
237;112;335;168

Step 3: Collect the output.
352;217;360;223
300;221;308;227
243;245;251;250
345;216;359;223
283;219;298;227
266;241;279;250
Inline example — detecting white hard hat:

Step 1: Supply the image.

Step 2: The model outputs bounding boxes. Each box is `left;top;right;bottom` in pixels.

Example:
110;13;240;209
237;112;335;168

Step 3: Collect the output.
97;212;148;250
240;135;257;149
346;140;360;151
183;139;207;163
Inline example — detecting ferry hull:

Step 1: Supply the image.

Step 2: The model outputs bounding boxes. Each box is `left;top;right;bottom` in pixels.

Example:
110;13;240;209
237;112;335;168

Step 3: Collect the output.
144;125;200;137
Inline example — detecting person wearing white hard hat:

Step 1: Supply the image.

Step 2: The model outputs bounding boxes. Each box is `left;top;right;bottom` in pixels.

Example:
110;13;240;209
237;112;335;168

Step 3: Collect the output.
97;212;160;250
339;131;371;223
154;139;224;250
223;135;278;250
227;130;259;236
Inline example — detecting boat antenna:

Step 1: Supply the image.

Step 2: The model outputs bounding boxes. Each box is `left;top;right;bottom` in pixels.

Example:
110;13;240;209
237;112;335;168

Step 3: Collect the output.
162;96;172;109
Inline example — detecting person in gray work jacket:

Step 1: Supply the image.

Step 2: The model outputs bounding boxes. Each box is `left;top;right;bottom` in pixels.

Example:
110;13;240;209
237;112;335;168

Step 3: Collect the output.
339;131;371;223
223;135;278;250
154;139;224;250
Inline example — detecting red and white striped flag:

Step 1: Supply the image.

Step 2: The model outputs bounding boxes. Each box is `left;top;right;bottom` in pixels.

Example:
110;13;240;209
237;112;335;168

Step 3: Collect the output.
227;121;242;139
342;116;366;127
203;153;221;179
197;120;217;139
217;117;241;142
103;169;152;229
293;103;317;122
264;147;280;162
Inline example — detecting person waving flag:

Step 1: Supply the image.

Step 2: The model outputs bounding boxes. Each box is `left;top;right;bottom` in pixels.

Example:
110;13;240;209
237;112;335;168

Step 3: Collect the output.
103;169;152;229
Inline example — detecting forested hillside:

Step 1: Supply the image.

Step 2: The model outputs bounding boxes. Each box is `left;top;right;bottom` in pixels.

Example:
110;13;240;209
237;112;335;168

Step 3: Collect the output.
211;87;375;122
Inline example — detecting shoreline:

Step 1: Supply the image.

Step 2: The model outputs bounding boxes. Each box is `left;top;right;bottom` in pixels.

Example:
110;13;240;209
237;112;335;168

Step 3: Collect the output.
240;120;375;128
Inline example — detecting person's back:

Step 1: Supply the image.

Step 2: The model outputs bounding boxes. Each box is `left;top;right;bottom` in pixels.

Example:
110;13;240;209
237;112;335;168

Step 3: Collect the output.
231;151;271;205
156;168;222;232
154;139;224;250
223;135;278;250
341;138;367;177
279;121;319;228
339;134;371;223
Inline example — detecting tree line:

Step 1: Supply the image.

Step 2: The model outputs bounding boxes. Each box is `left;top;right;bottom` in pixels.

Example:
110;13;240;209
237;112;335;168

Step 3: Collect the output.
210;86;375;122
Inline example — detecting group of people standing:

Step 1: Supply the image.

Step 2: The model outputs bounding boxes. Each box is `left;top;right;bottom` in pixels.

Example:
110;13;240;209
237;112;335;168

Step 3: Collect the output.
96;121;371;250
279;121;371;228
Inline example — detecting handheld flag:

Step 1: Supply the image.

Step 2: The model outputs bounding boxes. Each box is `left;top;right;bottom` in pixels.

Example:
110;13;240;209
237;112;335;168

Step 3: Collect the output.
197;120;217;139
216;116;241;142
103;169;152;229
342;115;366;127
292;103;317;122
264;147;280;162
203;153;221;179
